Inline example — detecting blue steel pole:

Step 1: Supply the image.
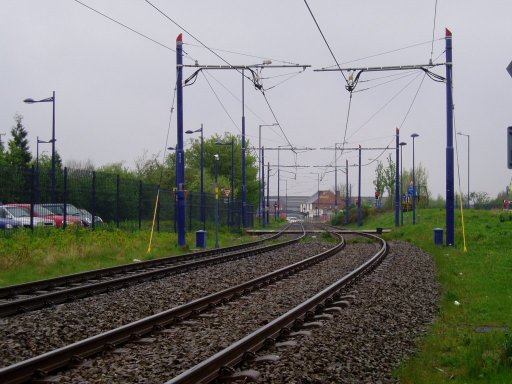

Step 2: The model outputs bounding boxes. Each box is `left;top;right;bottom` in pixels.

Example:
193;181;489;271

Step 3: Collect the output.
241;70;247;227
176;34;186;247
412;134;418;224
261;146;265;227
345;159;349;225
51;91;56;203
231;139;234;228
215;155;219;248
357;145;362;226
200;125;205;230
445;28;455;246
395;128;400;227
334;145;338;209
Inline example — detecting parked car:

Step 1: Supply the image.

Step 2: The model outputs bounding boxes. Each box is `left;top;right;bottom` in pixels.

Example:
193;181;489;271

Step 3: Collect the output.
42;204;102;227
0;205;55;228
78;208;103;225
0;217;22;229
4;204;82;228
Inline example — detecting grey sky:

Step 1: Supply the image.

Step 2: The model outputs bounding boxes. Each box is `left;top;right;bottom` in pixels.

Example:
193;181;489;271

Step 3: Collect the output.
2;0;511;199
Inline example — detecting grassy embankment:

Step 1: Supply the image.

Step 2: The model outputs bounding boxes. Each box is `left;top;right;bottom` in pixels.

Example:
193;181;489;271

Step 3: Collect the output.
343;208;512;383
0;221;276;287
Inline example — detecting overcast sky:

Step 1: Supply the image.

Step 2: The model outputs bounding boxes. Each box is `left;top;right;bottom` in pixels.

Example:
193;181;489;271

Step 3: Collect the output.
2;0;511;199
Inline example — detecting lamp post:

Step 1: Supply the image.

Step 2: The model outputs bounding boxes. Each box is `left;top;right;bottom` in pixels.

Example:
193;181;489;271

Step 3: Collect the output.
214;154;219;248
457;132;470;208
24;91;56;203
399;141;407;226
216;139;235;227
411;133;419;224
259;123;277;226
186;124;205;230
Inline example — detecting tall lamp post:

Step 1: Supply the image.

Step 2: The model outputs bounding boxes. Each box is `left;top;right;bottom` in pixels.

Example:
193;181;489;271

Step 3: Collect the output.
457;132;470;208
24;91;56;203
215;139;235;227
411;133;419;224
399;141;407;226
259;123;277;226
186;124;205;230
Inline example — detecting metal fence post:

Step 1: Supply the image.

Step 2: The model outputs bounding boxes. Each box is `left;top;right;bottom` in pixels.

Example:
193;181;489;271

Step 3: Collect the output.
63;167;68;229
189;191;192;232
30;166;35;231
138;180;142;230
157;184;161;233
91;171;96;230
116;174;120;228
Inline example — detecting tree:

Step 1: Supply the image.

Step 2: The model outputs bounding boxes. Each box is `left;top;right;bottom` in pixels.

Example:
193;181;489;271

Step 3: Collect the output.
185;132;259;205
373;154;396;207
402;164;431;203
6;114;32;168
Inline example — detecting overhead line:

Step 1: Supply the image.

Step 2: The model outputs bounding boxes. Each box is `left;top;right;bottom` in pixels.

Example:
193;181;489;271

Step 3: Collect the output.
201;73;241;133
144;0;298;151
73;0;181;56
303;0;348;82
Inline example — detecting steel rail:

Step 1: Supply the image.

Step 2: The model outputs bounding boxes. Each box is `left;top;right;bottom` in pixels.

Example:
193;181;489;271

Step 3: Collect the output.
0;226;345;384
166;232;387;384
0;225;292;300
0;225;299;318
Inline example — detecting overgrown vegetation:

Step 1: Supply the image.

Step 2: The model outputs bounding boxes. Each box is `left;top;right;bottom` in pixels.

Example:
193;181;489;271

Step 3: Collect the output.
338;208;512;383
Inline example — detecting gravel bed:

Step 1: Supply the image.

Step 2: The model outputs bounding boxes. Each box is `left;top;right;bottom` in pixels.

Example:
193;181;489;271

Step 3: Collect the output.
0;237;330;367
56;241;379;383
242;240;440;383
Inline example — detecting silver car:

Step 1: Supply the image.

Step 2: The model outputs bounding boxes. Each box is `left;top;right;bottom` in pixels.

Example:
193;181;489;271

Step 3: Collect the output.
0;206;55;228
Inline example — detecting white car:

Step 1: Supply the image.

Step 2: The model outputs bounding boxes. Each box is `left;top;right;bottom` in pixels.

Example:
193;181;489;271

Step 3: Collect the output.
0;206;55;228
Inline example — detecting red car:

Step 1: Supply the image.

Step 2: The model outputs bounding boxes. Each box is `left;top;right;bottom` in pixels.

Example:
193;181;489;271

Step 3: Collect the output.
4;204;82;228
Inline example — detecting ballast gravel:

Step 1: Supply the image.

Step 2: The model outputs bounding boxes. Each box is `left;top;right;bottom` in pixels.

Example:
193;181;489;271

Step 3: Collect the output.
0;237;329;366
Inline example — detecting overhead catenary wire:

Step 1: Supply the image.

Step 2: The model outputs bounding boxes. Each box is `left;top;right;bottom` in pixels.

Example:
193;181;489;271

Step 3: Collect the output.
430;0;439;63
320;38;445;70
72;0;194;61
303;0;348;83
348;72;423;141
144;0;300;153
183;42;300;65
201;72;241;133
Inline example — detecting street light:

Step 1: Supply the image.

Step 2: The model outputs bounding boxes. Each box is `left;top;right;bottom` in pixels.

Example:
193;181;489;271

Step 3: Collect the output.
411;133;419;224
214;154;220;248
399;141;407;226
186;124;205;230
24;91;56;203
215;139;235;227
259;123;277;226
457;132;470;208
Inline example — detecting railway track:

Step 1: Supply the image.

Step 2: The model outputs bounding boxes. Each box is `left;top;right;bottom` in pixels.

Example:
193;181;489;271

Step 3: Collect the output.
0;229;390;384
0;224;300;318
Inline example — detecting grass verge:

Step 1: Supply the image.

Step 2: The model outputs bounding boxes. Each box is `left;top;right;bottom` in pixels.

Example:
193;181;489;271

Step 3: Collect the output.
0;225;253;287
343;208;512;383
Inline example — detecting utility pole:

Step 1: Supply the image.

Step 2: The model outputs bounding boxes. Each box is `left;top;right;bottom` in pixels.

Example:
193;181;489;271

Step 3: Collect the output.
176;34;186;247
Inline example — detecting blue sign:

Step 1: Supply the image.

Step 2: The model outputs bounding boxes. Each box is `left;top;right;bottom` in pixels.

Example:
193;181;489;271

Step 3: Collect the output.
407;186;416;196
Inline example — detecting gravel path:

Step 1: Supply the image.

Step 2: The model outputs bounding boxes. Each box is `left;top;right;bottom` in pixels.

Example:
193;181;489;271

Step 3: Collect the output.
0;238;330;366
242;240;440;383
